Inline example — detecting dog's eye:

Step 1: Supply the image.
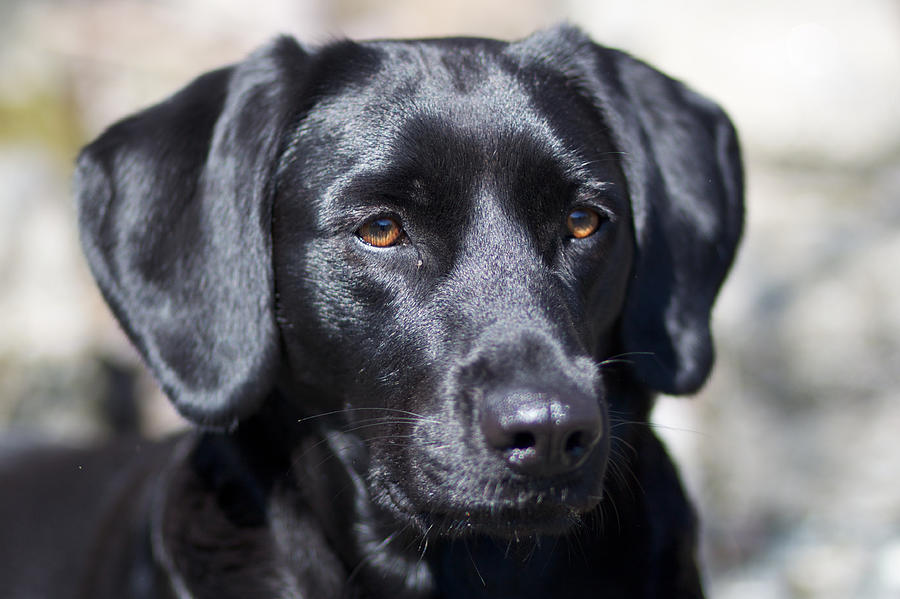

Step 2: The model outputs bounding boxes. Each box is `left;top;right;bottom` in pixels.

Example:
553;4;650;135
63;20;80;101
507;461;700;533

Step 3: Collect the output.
357;217;405;248
566;208;603;239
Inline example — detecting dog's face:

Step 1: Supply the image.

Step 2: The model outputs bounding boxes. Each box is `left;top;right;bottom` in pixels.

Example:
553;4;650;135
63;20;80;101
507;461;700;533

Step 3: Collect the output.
75;27;742;539
273;39;635;535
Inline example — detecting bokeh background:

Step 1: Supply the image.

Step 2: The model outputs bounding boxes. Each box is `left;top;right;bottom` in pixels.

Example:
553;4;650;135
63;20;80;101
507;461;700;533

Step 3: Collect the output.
1;1;899;596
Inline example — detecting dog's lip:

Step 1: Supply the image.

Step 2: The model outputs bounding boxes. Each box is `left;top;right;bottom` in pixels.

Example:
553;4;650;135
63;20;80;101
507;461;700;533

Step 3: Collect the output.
378;472;604;538
414;499;600;538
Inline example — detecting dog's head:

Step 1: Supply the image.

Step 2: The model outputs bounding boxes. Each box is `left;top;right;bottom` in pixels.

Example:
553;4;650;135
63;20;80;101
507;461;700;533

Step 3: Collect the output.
76;26;742;538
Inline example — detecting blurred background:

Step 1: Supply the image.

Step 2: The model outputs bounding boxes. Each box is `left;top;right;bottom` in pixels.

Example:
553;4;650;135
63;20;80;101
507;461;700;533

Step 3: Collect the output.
1;0;898;596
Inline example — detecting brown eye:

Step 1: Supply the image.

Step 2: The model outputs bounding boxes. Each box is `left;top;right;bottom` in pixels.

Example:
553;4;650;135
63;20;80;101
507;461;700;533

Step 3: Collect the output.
566;208;602;239
357;217;404;247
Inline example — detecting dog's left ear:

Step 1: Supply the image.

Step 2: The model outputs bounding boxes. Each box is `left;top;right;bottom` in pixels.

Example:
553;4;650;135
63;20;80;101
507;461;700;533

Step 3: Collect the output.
75;38;308;427
525;26;744;395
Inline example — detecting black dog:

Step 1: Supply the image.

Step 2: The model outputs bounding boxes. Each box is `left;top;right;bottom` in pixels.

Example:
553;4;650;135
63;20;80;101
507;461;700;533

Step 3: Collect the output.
0;25;742;598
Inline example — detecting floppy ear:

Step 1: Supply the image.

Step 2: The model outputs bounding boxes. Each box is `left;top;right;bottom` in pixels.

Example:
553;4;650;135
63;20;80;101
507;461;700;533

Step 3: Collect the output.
75;37;308;427
588;41;744;395
525;26;743;394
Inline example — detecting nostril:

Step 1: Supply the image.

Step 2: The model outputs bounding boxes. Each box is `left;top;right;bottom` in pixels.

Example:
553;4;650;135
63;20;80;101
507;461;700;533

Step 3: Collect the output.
480;388;602;476
510;432;536;451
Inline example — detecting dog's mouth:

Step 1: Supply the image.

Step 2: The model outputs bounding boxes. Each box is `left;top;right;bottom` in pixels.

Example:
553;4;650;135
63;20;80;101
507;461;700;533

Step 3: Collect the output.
374;467;606;539
417;495;602;539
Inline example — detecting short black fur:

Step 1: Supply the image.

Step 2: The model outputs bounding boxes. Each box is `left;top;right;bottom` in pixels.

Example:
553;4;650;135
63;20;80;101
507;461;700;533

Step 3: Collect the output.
0;25;742;598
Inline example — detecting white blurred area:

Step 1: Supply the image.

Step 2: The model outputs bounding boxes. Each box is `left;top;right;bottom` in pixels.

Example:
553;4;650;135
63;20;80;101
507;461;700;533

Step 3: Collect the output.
2;1;899;596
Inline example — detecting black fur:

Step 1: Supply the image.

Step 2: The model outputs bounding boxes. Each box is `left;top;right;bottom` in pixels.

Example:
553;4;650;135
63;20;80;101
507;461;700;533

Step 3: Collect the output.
0;25;742;598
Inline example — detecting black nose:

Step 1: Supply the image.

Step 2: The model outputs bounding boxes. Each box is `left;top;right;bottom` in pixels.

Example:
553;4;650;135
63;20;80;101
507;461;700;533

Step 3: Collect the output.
480;389;602;477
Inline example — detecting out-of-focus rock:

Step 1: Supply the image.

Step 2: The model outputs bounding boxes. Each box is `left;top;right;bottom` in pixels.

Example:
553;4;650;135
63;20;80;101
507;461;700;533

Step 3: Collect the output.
571;0;900;167
0;149;95;360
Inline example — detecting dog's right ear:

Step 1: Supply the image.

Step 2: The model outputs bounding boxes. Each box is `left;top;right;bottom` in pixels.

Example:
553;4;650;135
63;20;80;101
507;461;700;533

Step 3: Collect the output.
75;38;308;428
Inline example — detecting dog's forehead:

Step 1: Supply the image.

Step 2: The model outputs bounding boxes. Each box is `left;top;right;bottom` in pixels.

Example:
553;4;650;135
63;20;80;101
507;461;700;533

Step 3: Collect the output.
286;38;617;213
299;43;554;155
323;38;539;121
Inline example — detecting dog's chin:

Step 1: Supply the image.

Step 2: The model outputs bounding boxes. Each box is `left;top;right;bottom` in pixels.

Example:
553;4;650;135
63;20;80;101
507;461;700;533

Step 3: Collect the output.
376;478;604;540
422;501;600;539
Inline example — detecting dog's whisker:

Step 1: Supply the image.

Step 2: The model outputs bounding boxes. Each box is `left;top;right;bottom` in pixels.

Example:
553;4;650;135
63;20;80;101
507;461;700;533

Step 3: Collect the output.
597;351;657;368
298;407;440;425
603;350;657;360
464;540;487;588
610;434;639;463
423;443;452;452
596;358;635;366
607;445;644;500
288;434;341;470
609;419;709;438
602;490;623;535
345;527;404;589
543;536;563;572
417;524;433;563
360;434;417;445
309;447;347;471
339;420;421;435
605;457;629;495
339;418;419;429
